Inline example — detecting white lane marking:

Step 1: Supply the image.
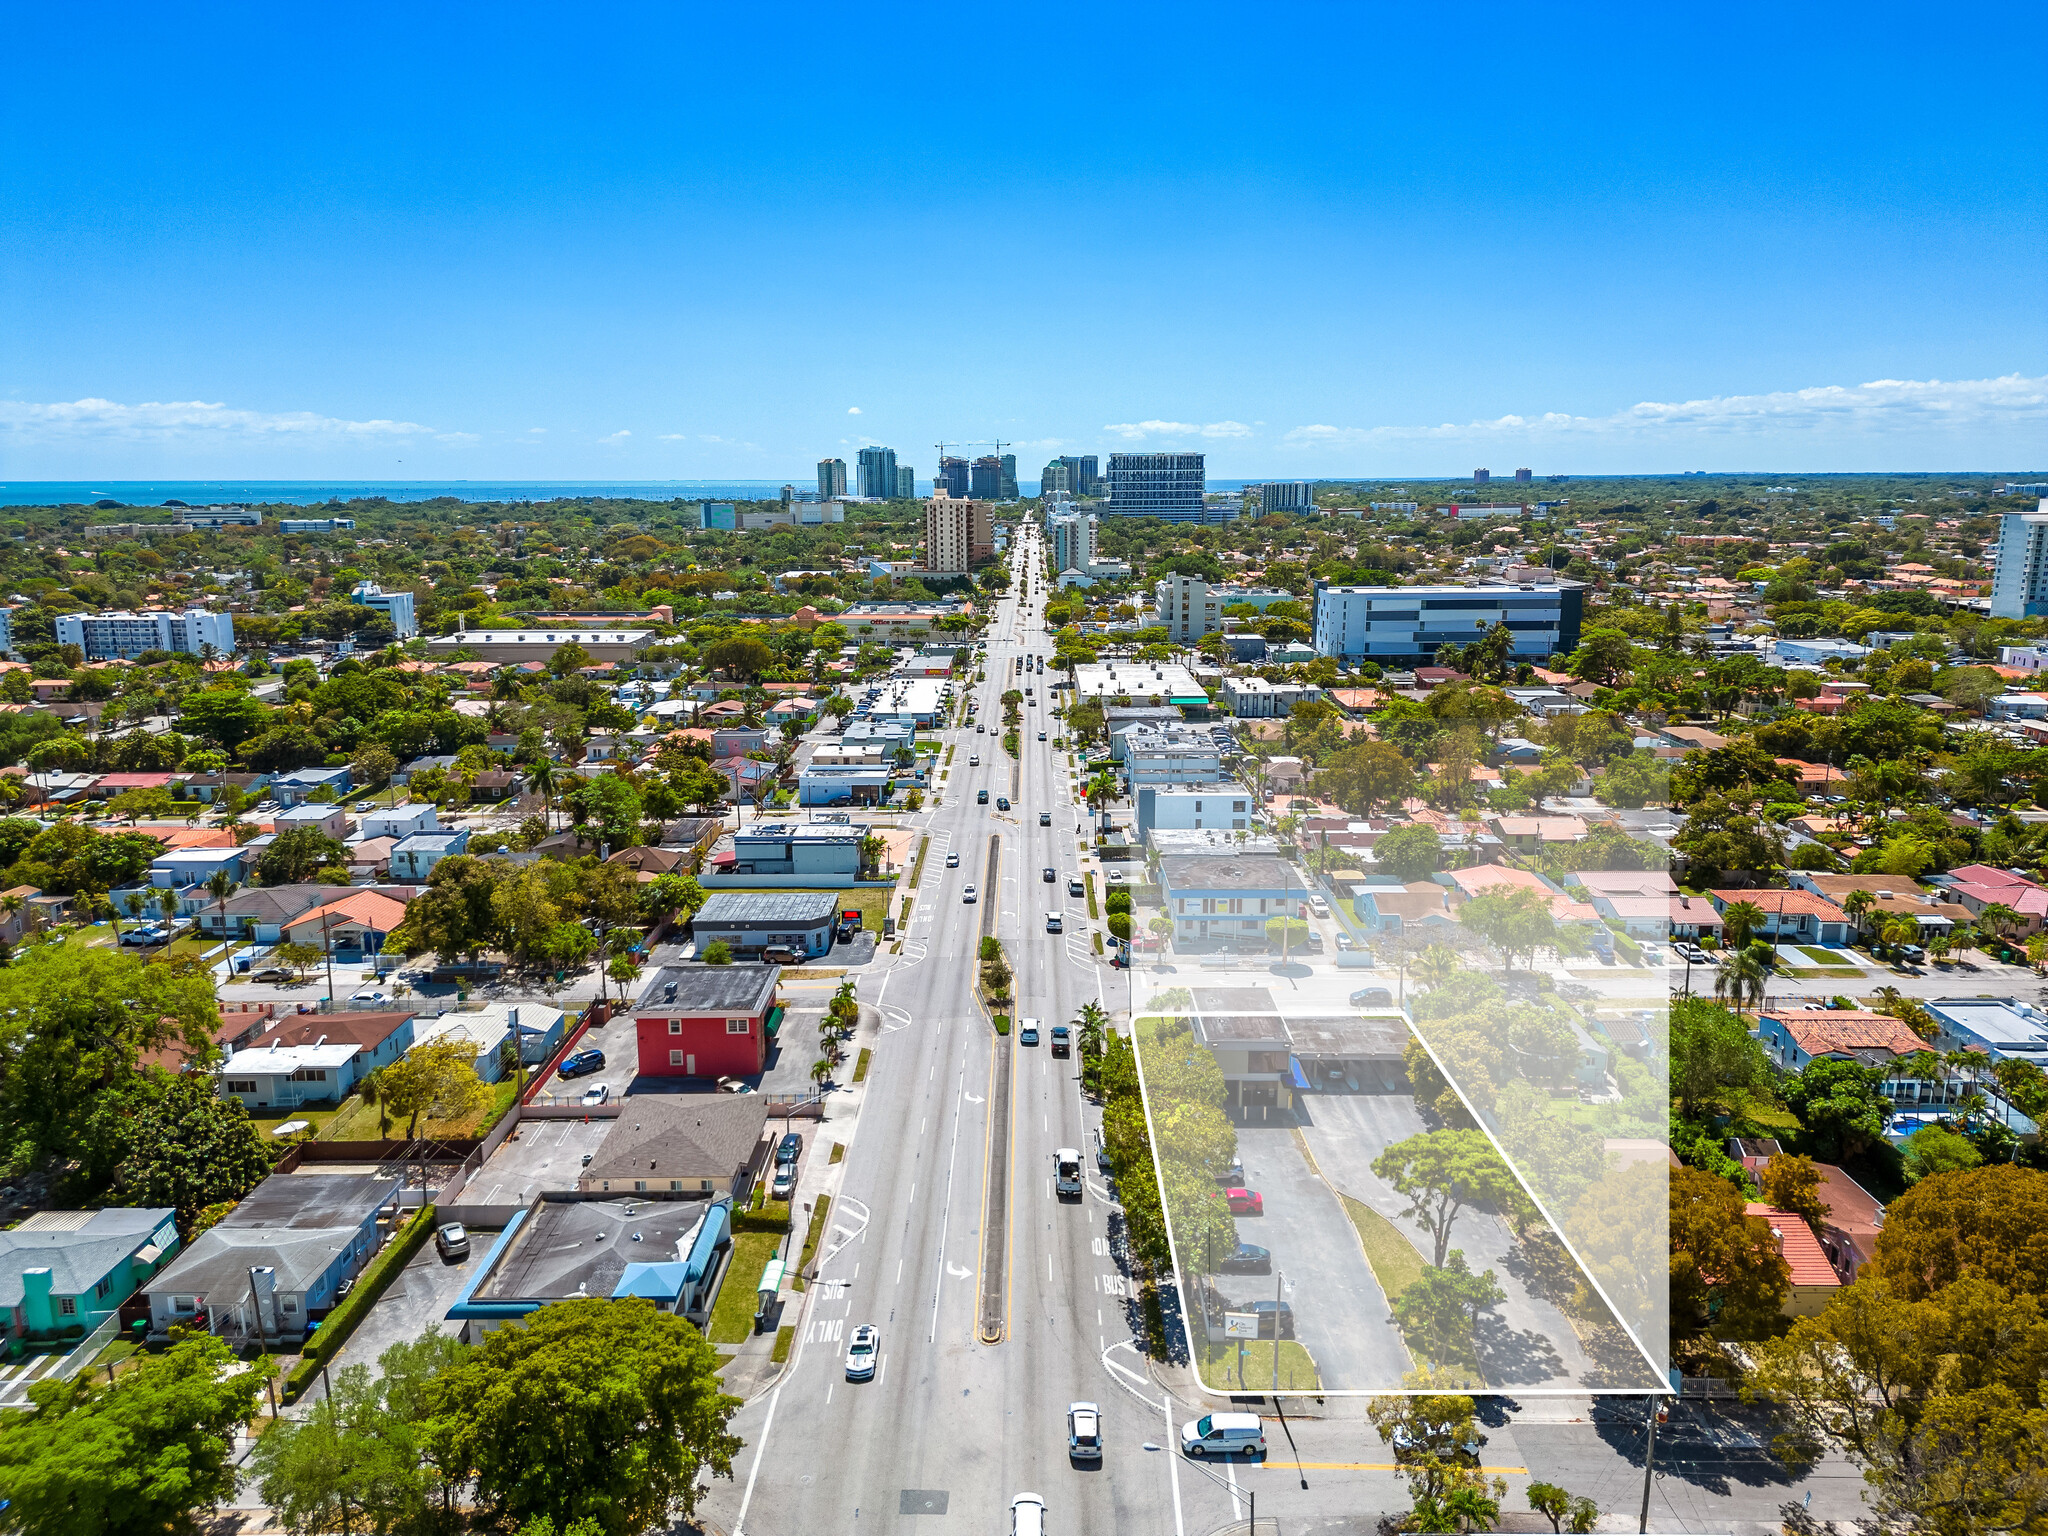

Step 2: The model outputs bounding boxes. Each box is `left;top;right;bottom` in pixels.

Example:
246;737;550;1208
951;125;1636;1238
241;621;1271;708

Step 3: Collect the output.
1161;1380;1187;1536
930;1066;969;1343
896;1257;904;1285
1048;1252;1054;1282
1227;1458;1243;1522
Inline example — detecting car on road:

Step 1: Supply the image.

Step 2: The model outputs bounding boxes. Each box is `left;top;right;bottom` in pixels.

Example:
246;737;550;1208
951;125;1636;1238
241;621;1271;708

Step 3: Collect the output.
844;1323;879;1381
1045;913;1063;933
434;1222;471;1261
946;851;960;867
1334;932;1354;951
996;796;1010;811
559;1048;606;1078
579;1082;611;1107
1038;731;1047;741
250;966;294;983
1067;1401;1102;1460
977;789;989;804
1019;1017;1040;1044
1219;1242;1271;1274
977;723;986;733
716;1075;756;1094
1224;1187;1264;1215
1054;1147;1083;1197
1068;876;1084;897
1180;1411;1266;1459
1050;1022;1070;1055
969;754;980;766
963;884;978;903
1043;866;1056;881
1349;986;1394;1008
1011;1493;1046;1536
351;988;392;1005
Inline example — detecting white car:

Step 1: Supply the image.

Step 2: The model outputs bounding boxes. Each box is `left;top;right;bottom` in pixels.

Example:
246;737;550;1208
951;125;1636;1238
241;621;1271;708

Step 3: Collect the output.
1045;913;1063;933
845;1323;878;1381
351;988;391;1006
970;754;981;766
1011;1494;1046;1536
580;1083;610;1107
963;884;978;903
1067;1401;1102;1460
946;852;961;868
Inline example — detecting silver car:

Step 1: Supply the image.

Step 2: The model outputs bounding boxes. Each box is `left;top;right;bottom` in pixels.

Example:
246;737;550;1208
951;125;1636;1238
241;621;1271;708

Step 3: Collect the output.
845;1323;879;1381
1067;1400;1102;1460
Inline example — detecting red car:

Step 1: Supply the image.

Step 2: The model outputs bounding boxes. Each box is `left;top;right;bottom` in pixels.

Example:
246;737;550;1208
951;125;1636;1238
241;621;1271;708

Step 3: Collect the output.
1225;1188;1264;1216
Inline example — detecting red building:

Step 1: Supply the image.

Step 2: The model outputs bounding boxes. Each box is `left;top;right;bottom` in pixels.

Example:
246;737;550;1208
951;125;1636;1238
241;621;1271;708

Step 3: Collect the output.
632;964;783;1080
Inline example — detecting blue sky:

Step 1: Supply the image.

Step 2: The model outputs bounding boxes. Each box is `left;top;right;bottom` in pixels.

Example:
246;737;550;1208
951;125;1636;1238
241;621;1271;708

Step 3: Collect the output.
2;2;2043;480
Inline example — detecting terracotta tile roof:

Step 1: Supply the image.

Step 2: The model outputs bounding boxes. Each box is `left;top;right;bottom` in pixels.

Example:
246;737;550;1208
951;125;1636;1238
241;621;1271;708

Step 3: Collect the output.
1759;1010;1926;1059
262;1011;416;1052
1775;759;1848;785
1709;889;1850;922
279;890;410;939
1745;1204;1842;1289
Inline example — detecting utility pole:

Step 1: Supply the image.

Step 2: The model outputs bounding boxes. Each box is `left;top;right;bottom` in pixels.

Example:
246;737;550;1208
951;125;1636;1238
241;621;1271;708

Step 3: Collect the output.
1638;1395;1663;1533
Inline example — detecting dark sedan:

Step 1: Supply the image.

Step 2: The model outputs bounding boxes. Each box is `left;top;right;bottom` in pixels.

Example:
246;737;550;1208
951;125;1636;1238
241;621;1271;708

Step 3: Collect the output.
1219;1243;1271;1275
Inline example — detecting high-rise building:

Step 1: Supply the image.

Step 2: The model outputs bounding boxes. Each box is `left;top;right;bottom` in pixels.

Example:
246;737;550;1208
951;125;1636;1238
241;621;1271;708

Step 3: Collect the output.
999;454;1018;500
780;485;794;506
923;490;995;575
856;446;898;500
1049;511;1098;575
818;458;848;499
895;465;916;499
1040;460;1071;498
1107;452;1208;521
1514;468;1533;483
1057;455;1100;496
970;455;1002;500
940;456;970;497
53;608;236;661
1256;481;1317;512
1991;503;2048;618
1474;468;1491;483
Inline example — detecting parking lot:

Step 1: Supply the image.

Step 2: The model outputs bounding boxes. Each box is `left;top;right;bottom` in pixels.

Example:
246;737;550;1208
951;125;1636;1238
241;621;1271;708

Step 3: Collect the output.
325;1230;478;1376
460;1116;613;1206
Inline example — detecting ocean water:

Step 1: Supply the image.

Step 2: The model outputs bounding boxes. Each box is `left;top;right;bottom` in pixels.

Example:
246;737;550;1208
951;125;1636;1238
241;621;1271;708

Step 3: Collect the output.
0;480;829;509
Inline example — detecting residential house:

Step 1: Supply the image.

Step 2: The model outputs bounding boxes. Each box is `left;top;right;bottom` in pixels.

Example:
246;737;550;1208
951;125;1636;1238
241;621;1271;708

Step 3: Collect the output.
410;1003;565;1081
633;963;784;1080
358;804;441;840
1785;873;1957;940
576;1096;773;1198
1;1209;180;1342
216;1012;418;1109
1928;866;2048;937
144;1173;400;1344
1489;814;1587;852
1668;893;1725;942
606;845;696;880
279;889;410;956
1444;864;1605;937
1746;1203;1842;1317
1706;888;1854;946
197;883;357;943
271;803;350;841
269;766;353;806
1813;1164;1886;1282
390;829;470;882
711;822;861;883
1351;881;1457;935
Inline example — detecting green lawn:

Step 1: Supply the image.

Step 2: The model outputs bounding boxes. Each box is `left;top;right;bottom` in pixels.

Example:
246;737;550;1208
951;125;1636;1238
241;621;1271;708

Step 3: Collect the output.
247;1105;346;1141
708;1232;786;1343
1341;1194;1426;1301
791;1194;831;1292
1795;945;1851;965
1780;966;1866;980
1194;1337;1322;1394
320;1075;519;1143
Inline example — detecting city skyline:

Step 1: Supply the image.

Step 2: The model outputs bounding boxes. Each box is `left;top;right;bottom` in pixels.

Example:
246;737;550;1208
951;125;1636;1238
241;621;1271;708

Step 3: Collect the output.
3;5;2041;481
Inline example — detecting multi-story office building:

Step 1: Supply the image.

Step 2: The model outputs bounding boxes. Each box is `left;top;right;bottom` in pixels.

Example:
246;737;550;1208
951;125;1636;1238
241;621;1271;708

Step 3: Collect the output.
54;608;235;661
1057;455;1100;496
1309;581;1584;665
175;506;263;529
1473;469;1491;483
350;582;418;639
1040;460;1071;498
1153;575;1296;643
0;606;14;658
939;456;971;497
1515;468;1533;482
970;455;1003;500
856;446;898;500
922;490;994;576
1991;503;2048;618
1255;481;1316;513
1108;452;1208;520
817;458;848;499
278;517;357;534
694;503;738;530
895;465;916;499
999;454;1018;500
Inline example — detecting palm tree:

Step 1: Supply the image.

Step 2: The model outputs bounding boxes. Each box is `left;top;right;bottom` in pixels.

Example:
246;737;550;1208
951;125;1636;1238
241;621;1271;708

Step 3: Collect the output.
527;757;557;833
1840;888;1877;939
1874;986;1937;1040
607;952;642;1006
123;891;147;936
1721;900;1767;953
357;1067;393;1137
1977;903;2023;952
811;1057;833;1091
1074;1001;1110;1059
156;887;180;933
1414;943;1460;992
205;869;239;963
1714;946;1770;1012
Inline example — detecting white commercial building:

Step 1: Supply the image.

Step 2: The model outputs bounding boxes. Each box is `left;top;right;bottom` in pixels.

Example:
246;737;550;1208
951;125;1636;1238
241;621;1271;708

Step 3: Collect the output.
175;506;262;529
1153;576;1297;643
54;608;235;661
1072;660;1209;707
1991;503;2048;620
1220;677;1326;718
350;582;418;639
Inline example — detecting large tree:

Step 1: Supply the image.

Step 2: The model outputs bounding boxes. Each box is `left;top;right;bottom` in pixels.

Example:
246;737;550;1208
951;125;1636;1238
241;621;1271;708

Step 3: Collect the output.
1867;1165;2048;1303
1669;1167;1790;1339
1372;1129;1529;1268
429;1297;741;1535
0;1333;265;1536
1374;822;1444;884
1668;996;1772;1123
81;1071;272;1235
1319;740;1415;818
254;826;349;886
1781;1058;1894;1160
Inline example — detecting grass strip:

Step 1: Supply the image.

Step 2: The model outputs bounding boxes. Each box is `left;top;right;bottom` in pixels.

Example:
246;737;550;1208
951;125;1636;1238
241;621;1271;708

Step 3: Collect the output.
707;1231;785;1343
1194;1337;1322;1394
909;833;930;890
993;1013;1011;1036
1093;931;1104;954
1342;1194;1427;1300
792;1194;831;1292
1085;871;1099;919
829;1141;846;1164
772;1325;795;1364
852;1047;872;1083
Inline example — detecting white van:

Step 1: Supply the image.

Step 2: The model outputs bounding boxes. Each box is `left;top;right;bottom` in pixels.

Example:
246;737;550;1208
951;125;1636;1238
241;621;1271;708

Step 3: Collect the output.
1180;1411;1266;1458
1011;1492;1046;1536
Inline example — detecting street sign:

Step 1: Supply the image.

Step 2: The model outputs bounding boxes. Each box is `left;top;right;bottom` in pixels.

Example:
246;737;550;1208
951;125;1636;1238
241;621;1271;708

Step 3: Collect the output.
1224;1312;1260;1339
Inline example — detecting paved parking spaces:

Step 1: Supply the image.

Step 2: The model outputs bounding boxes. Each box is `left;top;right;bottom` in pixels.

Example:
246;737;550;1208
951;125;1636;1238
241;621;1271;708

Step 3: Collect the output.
325;1235;477;1376
462;1117;612;1206
1302;1092;1607;1390
530;1019;635;1102
1213;1124;1410;1391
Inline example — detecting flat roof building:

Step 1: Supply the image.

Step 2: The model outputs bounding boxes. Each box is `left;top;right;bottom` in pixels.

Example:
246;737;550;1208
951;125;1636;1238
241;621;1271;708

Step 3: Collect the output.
1309;581;1583;666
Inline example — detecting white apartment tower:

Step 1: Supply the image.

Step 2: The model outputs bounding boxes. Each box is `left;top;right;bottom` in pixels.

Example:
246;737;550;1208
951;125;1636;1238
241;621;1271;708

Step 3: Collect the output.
1991;502;2048;619
54;608;236;661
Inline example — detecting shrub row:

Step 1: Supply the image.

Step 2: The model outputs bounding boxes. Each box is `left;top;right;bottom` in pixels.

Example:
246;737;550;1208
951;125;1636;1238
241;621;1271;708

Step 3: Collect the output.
282;1205;436;1402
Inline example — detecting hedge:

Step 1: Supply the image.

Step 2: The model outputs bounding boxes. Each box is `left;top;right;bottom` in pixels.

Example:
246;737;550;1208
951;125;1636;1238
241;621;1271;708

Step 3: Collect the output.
734;1201;793;1236
282;1205;436;1402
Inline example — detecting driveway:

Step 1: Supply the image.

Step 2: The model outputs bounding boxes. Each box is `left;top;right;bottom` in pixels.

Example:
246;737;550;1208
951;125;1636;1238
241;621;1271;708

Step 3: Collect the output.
324;1234;477;1377
461;1116;613;1206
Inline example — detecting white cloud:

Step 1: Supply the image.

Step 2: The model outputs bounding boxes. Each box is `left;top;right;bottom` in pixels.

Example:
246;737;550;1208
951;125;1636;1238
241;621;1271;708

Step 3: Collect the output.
525;427;546;435
658;433;688;441
1281;373;2048;452
847;406;862;415
1201;420;1252;439
1103;419;1254;441
599;430;631;444
435;432;479;445
0;396;433;443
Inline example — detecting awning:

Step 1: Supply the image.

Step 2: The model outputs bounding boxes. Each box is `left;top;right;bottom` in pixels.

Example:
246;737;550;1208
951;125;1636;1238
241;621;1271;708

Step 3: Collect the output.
764;1004;785;1038
756;1258;786;1298
1289;1057;1312;1091
710;851;737;865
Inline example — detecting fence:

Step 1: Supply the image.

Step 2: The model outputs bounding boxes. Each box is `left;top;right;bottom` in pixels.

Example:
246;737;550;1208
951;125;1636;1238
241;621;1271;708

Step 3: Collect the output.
0;1315;119;1410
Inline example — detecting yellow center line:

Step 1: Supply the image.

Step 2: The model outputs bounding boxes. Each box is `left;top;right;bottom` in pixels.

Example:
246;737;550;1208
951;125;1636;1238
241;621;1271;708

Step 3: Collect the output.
1257;1462;1530;1474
